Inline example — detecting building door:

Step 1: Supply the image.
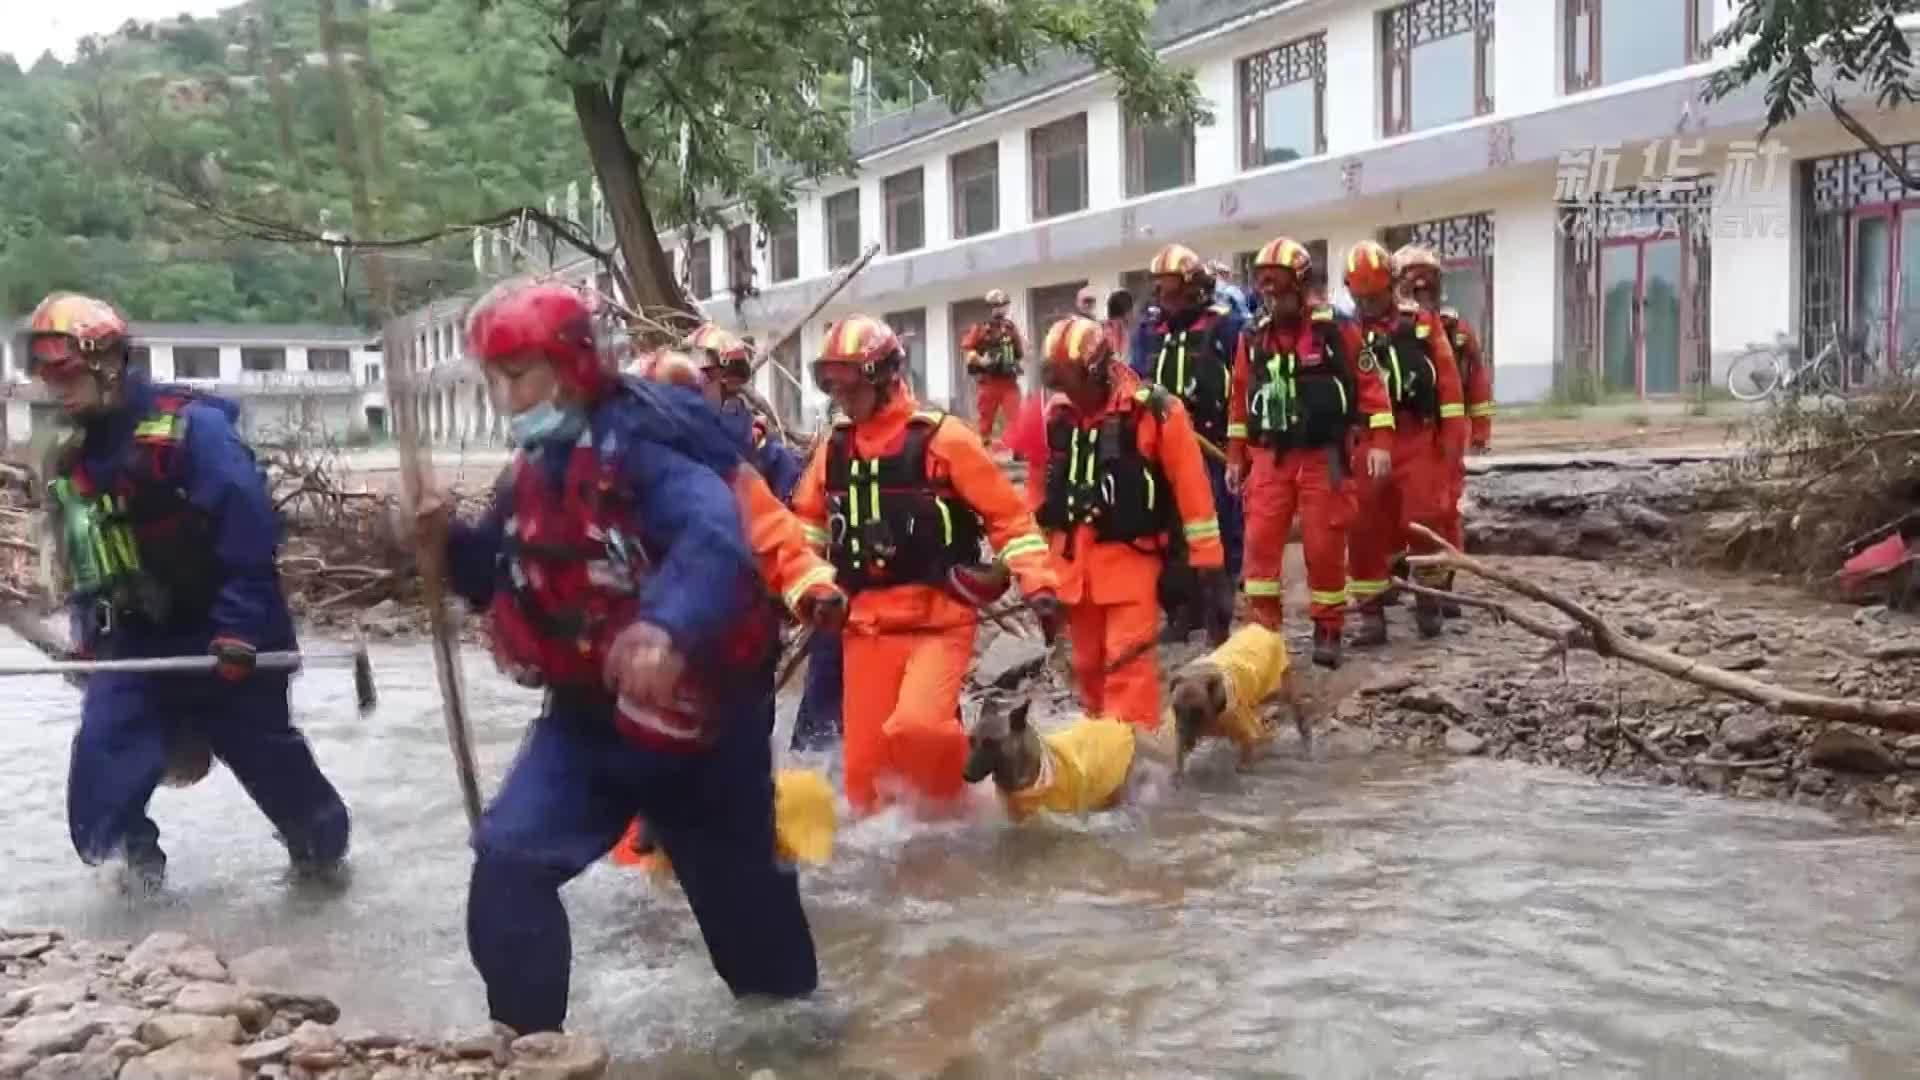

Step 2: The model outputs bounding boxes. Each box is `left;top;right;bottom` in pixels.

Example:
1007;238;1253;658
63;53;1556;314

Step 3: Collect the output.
1598;236;1684;396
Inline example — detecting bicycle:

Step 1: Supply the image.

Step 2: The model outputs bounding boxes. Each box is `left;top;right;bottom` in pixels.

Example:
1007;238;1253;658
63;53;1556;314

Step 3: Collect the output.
1725;327;1870;402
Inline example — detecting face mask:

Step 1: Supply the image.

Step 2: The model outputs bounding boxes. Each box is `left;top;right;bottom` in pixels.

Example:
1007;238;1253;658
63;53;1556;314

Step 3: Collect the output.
509;400;585;447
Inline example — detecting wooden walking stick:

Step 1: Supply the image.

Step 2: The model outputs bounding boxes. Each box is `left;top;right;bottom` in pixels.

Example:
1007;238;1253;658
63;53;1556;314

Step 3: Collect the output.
387;323;485;829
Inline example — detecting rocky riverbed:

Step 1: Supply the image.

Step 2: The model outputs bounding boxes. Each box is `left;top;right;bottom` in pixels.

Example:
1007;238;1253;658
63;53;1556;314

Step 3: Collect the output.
0;929;608;1080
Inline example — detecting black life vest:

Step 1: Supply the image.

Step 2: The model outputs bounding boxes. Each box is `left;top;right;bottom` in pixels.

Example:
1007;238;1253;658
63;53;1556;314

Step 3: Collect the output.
1245;307;1355;450
1035;386;1175;547
1151;304;1233;445
973;320;1022;377
823;411;986;592
1362;305;1441;422
49;391;222;636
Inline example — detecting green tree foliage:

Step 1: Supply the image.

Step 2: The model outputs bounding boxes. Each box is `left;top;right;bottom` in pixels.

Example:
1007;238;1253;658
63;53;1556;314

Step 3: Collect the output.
508;0;1211;313
0;0;588;324
1705;0;1918;137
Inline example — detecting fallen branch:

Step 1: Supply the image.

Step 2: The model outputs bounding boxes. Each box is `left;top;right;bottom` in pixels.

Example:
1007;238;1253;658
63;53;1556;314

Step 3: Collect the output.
1390;577;1594;652
1688;754;1789;770
1406;523;1920;735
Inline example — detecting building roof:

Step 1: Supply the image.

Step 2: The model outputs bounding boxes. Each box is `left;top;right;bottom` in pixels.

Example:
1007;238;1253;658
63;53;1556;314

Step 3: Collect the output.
4;316;376;346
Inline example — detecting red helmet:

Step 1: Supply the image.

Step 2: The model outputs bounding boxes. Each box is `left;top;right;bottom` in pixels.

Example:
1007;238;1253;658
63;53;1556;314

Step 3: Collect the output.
1343;241;1394;297
1042;315;1111;370
27;292;130;377
465;281;607;396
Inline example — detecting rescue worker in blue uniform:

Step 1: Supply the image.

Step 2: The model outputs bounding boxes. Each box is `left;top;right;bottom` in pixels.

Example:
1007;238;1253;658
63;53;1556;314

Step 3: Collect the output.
411;282;816;1035
26;292;350;894
1132;245;1247;643
684;324;838;750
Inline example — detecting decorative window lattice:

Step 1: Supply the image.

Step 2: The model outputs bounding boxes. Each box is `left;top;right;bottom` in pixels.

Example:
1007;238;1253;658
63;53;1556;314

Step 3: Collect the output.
1384;0;1493;50
1242;33;1327;92
1384;211;1494;261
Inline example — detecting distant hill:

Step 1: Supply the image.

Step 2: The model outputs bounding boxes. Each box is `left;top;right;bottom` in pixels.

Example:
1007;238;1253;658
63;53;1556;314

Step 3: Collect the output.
0;0;587;325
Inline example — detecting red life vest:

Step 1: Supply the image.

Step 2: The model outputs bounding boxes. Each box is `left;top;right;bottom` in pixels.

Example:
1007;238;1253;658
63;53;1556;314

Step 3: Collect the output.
487;431;769;752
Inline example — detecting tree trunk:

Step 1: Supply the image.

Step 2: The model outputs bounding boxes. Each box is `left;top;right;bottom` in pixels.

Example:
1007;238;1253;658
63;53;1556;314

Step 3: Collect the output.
316;0;392;320
569;80;691;323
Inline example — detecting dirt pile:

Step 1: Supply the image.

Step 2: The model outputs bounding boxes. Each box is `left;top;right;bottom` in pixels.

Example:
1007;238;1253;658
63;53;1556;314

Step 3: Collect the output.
0;928;607;1079
1314;555;1920;823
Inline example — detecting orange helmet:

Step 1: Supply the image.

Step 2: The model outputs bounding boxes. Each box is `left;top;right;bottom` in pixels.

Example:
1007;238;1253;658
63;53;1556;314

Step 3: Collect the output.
1252;237;1312;280
1042;315;1111;370
685;323;748;363
27;292;130;377
984;288;1010;307
1148;243;1203;279
1343;241;1394;297
1390;244;1443;279
815;314;904;387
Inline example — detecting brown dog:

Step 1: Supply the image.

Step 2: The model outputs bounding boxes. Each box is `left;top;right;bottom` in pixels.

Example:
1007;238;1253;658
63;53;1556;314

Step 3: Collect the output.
1165;624;1307;771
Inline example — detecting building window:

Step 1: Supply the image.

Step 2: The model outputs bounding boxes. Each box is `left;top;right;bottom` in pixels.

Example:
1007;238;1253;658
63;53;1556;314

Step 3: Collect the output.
726;223;755;294
1240;33;1327;169
1233;239;1331;299
1030;113;1089;220
126;346;151;377
309;347;350;373
175;346;220;379
951;143;1000;239
825;189;861;269
1125;114;1195;197
766;212;799;283
1027;282;1088;384
365;362;383;386
770;335;802;425
1566;0;1715;92
884;168;925;254
686;236;713;300
241;347;285;373
884;308;928;396
1382;0;1493;136
1803;144;1920;383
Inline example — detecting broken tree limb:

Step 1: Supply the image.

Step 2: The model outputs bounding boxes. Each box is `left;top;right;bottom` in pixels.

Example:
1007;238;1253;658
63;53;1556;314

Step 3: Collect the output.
1404;523;1920;735
753;243;881;374
1390;577;1594;652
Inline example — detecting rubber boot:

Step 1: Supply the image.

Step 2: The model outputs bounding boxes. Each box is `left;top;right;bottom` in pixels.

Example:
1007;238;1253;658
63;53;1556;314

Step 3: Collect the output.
1311;624;1342;670
1380;554;1409;606
1350;600;1388;648
1414;592;1444;639
1441;571;1463;619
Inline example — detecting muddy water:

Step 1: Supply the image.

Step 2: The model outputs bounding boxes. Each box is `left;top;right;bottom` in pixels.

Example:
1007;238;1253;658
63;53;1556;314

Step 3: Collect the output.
2;636;1920;1079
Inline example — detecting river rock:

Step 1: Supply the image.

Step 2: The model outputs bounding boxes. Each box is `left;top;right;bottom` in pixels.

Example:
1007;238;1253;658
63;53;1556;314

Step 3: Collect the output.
3;1014;101;1058
285;1019;340;1069
119;1038;244;1080
1808;729;1899;775
19;1052;117;1080
1443;728;1487;756
137;1014;240;1049
1721;714;1792;755
1562;734;1588;754
235;1036;291;1068
0;940;54;964
171;982;265;1029
225;947;294;989
0;1052;28;1079
249;989;340;1025
1362;674;1415;696
507;1032;609;1080
449;1025;507;1060
1398;688;1476;719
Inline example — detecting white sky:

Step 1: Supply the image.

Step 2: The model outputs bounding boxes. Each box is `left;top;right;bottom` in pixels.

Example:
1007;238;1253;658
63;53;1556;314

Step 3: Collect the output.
0;0;237;64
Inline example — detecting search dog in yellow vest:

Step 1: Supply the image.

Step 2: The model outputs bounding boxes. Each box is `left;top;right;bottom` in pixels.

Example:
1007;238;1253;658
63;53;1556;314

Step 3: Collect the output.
966;624;1304;818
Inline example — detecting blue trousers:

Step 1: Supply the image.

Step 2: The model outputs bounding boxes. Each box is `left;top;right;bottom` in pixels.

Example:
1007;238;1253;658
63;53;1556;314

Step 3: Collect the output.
69;670;351;873
790;630;843;752
467;695;817;1033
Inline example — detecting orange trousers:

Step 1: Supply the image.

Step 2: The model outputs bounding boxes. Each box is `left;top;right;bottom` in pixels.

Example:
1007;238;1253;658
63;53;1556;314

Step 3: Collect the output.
1444;454;1467;550
975;376;1022;443
841;621;976;815
1066;598;1162;730
1349;420;1450;600
1242;446;1356;632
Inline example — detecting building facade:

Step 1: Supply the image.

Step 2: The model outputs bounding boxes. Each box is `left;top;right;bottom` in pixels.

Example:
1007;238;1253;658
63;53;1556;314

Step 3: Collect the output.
2;321;384;445
391;0;1920;441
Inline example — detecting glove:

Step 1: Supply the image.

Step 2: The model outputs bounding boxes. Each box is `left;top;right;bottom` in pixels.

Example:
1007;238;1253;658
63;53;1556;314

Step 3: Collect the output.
1027;591;1065;645
210;636;257;682
798;587;848;634
947;562;1013;608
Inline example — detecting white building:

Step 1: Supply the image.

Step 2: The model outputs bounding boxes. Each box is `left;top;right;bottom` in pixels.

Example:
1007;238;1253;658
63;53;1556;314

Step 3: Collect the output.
2;321;384;445
397;0;1920;440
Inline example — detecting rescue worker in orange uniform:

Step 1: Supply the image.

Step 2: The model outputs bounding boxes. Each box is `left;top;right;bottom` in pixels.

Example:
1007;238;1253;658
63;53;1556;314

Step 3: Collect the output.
1134;244;1246;644
1391;245;1494;618
961;289;1026;446
1225;238;1393;669
1343;241;1468;642
1031;315;1222;729
792;316;1061;815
